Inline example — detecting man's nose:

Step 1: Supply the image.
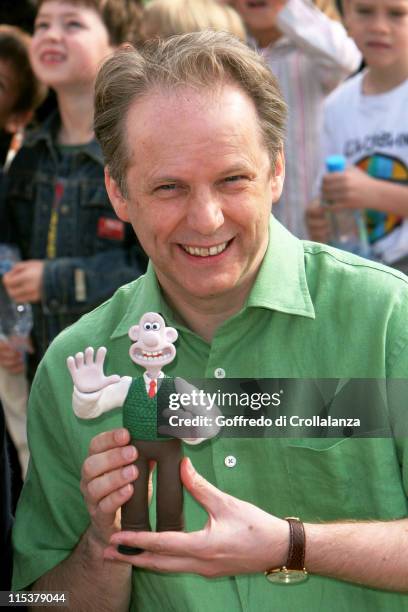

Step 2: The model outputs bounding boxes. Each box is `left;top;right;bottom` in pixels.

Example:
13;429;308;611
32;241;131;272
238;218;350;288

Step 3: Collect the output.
187;188;224;235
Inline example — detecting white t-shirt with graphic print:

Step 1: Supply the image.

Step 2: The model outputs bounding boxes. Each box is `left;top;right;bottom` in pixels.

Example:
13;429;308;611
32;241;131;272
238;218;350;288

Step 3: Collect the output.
322;71;408;264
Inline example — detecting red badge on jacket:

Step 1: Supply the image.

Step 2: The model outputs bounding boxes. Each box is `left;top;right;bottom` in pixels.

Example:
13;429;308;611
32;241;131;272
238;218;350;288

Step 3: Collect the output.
97;217;125;241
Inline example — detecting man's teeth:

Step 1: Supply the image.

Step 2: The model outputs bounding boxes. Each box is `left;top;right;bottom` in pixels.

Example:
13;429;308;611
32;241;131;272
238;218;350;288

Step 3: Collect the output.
182;242;228;257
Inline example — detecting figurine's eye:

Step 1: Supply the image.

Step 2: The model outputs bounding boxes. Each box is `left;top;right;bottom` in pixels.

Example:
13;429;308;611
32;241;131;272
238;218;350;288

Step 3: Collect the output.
144;322;152;331
152;322;160;331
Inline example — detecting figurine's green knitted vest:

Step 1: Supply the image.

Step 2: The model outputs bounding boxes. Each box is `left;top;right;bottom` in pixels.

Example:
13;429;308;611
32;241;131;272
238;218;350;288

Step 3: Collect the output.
123;376;175;441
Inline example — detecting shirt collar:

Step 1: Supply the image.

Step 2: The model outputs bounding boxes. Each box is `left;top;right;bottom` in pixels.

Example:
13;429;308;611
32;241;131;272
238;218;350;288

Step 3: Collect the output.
111;216;314;340
246;216;315;318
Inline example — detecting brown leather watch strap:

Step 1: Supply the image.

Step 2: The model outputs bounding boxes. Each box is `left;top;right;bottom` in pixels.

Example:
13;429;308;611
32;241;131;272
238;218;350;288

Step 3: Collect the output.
285;517;306;570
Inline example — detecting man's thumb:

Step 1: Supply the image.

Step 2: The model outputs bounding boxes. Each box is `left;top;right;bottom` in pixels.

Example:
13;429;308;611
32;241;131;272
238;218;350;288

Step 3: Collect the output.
180;457;223;514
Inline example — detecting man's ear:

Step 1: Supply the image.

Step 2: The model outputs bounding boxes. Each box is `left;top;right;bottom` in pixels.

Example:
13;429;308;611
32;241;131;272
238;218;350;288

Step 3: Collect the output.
104;166;130;222
270;149;285;204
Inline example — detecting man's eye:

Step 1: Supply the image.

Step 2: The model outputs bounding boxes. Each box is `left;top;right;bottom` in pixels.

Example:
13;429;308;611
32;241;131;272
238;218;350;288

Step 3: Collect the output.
157;184;177;191
224;175;246;184
389;10;406;17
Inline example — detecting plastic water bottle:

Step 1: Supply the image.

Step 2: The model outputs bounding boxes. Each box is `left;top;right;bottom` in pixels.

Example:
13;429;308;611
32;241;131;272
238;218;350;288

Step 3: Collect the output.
0;245;33;350
323;155;371;258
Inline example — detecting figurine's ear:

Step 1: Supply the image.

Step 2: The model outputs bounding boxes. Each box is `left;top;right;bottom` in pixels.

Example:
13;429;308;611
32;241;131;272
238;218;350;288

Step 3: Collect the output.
128;325;140;341
166;327;178;343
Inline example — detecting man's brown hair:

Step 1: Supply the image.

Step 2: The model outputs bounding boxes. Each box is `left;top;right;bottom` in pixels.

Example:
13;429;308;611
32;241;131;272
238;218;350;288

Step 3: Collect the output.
94;30;287;196
35;0;142;46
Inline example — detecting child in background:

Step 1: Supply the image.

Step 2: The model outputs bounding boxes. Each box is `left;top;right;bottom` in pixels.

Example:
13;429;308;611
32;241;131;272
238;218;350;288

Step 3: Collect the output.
141;0;246;41
307;0;408;273
0;0;146;375
232;0;361;239
0;25;47;481
0;25;47;172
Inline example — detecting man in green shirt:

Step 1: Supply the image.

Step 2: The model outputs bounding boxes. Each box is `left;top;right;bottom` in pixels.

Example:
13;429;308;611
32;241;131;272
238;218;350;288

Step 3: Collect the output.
13;31;408;610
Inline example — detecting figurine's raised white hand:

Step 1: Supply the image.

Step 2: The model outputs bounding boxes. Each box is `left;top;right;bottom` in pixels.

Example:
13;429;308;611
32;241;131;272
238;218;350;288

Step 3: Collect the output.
67;346;120;393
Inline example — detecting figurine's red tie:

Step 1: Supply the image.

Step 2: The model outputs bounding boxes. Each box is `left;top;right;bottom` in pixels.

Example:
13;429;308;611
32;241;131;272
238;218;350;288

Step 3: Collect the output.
148;379;157;398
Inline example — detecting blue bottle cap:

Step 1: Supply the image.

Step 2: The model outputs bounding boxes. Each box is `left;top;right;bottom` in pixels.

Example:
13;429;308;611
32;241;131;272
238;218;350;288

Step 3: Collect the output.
326;155;346;173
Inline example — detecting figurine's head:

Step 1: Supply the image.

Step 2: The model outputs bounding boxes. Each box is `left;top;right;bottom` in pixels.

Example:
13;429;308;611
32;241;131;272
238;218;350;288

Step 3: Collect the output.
128;312;178;377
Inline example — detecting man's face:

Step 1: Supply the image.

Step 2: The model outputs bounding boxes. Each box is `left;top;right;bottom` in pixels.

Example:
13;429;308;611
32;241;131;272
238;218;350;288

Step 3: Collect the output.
30;1;114;90
345;0;408;71
106;84;284;310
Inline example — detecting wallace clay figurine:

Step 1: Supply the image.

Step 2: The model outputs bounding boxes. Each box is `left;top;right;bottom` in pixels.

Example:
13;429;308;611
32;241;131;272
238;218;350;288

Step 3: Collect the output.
67;312;213;555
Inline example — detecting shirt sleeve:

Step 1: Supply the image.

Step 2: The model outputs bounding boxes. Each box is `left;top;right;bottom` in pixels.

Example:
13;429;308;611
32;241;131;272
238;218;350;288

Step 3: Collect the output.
11;343;122;590
277;0;362;91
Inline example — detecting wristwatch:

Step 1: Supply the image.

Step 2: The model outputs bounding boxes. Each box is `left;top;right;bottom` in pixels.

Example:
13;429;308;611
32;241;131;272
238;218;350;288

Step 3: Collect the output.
265;517;308;584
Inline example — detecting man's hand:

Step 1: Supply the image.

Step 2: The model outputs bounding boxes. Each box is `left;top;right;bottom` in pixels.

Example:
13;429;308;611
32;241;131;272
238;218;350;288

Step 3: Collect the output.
321;166;375;210
0;339;25;374
81;428;139;549
67;346;120;393
305;201;330;243
105;458;289;576
3;259;45;303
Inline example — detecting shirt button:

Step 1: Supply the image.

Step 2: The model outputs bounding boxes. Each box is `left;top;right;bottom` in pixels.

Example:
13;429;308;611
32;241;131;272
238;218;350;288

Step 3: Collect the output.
215;368;225;378
224;455;237;468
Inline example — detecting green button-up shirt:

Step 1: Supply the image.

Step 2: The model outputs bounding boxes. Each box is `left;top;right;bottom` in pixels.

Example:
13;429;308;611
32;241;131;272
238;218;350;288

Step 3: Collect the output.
13;219;408;610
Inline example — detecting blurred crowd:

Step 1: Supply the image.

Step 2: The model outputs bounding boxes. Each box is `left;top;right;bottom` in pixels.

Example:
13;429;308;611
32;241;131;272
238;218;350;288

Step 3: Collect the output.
1;0;408;592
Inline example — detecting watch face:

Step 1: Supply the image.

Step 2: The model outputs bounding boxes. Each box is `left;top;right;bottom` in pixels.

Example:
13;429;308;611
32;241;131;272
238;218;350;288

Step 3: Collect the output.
265;570;308;585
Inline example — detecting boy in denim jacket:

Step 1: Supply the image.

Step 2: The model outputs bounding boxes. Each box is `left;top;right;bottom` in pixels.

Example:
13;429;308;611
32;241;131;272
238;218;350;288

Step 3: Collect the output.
0;0;145;371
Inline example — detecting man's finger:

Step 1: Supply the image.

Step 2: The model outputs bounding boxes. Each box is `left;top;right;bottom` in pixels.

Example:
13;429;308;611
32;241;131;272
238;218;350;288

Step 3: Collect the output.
98;483;135;518
109;528;206;558
85;463;138;503
88;428;132;455
104;546;209;574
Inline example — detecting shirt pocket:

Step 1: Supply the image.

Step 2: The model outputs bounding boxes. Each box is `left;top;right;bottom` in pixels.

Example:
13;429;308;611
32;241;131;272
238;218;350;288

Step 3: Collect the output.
283;437;403;522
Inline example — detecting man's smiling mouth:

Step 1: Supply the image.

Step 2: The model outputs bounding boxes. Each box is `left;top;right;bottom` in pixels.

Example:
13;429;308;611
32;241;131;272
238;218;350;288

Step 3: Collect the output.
181;240;231;257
